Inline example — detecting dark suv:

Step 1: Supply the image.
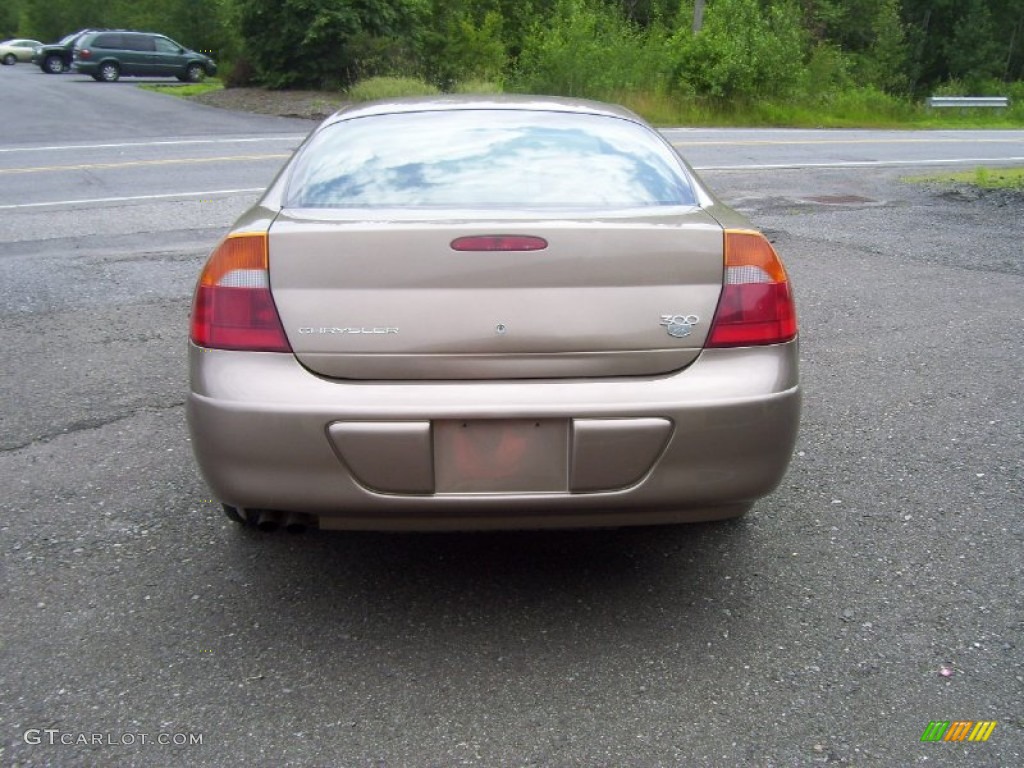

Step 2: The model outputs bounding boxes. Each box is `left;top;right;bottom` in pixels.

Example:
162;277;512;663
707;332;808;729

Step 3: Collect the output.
72;30;216;83
32;29;103;74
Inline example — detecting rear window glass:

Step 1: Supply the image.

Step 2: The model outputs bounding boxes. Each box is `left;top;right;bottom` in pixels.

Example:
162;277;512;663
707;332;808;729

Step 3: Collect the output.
285;110;696;209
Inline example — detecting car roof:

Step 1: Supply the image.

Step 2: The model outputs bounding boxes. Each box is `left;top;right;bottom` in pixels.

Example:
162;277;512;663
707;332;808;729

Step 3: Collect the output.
80;30;168;38
323;95;646;127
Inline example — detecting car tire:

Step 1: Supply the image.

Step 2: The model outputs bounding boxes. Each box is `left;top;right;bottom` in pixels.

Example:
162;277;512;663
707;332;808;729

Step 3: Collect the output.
98;62;120;82
222;504;250;526
43;55;65;74
185;63;205;83
2;54;16;65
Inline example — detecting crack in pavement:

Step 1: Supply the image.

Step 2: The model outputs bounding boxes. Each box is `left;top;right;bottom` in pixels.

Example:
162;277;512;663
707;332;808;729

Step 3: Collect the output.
1;401;186;454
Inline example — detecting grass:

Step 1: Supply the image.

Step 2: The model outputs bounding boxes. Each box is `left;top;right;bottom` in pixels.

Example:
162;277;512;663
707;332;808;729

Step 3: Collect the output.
607;88;1024;128
903;166;1024;190
339;78;956;125
139;80;224;97
346;76;440;101
140;73;1024;130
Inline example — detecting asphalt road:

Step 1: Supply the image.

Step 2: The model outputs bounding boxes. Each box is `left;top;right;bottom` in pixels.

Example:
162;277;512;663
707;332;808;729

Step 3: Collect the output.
1;64;1022;767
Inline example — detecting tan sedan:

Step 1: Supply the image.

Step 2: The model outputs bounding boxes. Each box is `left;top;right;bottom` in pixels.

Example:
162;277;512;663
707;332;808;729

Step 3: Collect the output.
187;96;800;532
0;39;43;65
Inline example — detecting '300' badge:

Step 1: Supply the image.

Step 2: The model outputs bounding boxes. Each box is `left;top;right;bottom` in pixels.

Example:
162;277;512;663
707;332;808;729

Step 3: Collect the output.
660;314;699;338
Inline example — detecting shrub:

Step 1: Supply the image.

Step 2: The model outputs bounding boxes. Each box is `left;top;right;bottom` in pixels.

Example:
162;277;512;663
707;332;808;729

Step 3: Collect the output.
421;10;506;89
671;0;806;100
345;33;421;85
834;87;914;120
512;0;671;98
238;0;422;89
223;57;255;89
799;43;854;100
450;79;504;94
347;76;440;101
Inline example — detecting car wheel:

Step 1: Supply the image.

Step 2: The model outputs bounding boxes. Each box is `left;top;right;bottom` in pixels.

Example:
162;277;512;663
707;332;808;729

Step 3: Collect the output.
2;54;15;65
44;55;65;74
98;62;119;82
185;63;205;83
223;503;250;525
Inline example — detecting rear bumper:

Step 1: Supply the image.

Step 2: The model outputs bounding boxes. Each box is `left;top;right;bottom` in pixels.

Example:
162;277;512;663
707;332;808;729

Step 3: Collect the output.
187;342;800;530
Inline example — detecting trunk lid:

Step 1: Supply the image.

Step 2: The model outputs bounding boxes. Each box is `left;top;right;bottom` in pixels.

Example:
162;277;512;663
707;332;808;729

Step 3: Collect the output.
269;210;724;380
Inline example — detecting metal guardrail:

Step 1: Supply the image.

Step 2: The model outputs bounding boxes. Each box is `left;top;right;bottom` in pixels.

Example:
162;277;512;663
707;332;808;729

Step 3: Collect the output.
926;96;1009;108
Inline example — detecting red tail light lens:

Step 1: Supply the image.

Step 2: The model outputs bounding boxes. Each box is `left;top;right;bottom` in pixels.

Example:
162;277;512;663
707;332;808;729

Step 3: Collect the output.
707;230;797;348
79;48;91;59
190;233;291;352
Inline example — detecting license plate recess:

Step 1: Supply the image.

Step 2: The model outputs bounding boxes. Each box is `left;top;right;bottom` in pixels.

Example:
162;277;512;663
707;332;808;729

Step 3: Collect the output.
433;419;568;494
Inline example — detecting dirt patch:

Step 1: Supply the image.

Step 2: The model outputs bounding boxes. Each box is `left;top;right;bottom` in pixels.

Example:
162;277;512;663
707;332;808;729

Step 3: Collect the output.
933;183;1024;207
188;87;350;121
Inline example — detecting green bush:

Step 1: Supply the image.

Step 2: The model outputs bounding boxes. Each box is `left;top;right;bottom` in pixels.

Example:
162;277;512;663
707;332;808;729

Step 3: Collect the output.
345;33;421;84
223;56;255;89
347;76;441;101
238;0;422;89
670;0;807;100
421;9;506;89
824;86;917;124
450;79;504;94
511;0;671;98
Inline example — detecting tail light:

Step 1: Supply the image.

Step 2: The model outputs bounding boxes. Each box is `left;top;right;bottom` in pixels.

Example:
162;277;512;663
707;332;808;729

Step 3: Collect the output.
78;48;91;59
707;229;797;347
190;233;291;352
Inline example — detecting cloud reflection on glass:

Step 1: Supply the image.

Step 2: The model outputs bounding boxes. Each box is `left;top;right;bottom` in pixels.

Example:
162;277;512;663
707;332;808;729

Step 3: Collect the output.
286;110;696;209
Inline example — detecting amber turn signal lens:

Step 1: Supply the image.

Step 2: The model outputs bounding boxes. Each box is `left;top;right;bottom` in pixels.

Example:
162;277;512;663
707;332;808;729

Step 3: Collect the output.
199;233;268;287
707;230;797;348
190;233;291;352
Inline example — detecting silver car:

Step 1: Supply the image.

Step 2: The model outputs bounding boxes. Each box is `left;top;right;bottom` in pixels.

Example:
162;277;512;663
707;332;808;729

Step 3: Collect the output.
187;96;800;532
0;39;43;65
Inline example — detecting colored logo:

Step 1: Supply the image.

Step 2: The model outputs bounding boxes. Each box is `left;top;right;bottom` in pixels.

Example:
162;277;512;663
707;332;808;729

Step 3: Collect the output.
920;721;997;742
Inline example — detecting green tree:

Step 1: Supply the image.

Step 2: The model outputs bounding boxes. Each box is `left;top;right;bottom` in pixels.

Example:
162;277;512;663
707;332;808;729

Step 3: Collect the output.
901;0;1020;92
167;0;237;62
22;0;104;42
420;3;506;87
607;0;679;27
945;0;1004;88
237;0;423;89
514;0;668;97
672;0;807;99
20;0;231;52
1;0;22;39
859;0;908;93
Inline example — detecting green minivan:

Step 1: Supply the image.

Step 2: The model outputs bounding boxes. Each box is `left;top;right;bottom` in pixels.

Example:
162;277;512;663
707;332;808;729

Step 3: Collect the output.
72;30;216;82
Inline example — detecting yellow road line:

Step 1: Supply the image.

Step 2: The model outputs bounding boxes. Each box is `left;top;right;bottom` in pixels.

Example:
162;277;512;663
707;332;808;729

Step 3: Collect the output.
0;153;290;175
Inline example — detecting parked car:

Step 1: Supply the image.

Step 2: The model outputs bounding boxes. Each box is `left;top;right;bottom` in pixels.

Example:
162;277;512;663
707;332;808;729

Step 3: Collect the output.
72;30;216;82
0;39;43;65
187;96;801;533
32;29;102;74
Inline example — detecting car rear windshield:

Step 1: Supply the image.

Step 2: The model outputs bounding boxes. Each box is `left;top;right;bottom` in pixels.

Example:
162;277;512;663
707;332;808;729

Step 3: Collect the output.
285;110;697;210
